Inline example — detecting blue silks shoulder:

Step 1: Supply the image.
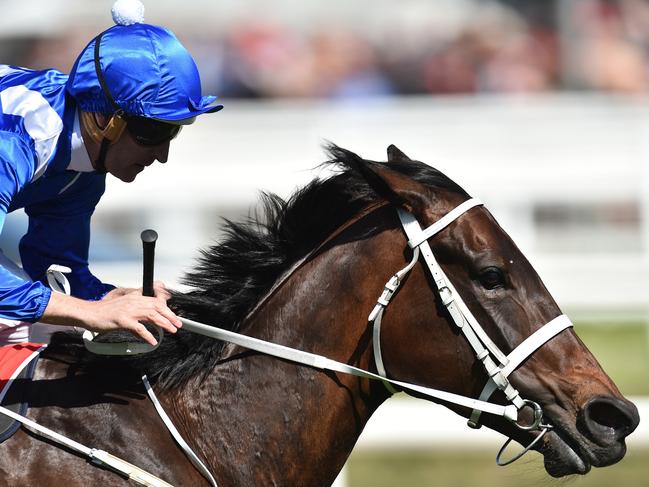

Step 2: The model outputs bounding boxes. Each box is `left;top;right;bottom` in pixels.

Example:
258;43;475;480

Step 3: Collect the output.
0;65;114;322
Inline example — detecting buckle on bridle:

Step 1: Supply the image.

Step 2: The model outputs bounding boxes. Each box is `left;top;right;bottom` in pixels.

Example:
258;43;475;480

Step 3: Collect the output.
512;399;546;431
438;286;454;306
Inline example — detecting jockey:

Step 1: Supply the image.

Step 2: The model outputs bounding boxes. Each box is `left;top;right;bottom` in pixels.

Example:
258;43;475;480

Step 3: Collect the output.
0;1;222;345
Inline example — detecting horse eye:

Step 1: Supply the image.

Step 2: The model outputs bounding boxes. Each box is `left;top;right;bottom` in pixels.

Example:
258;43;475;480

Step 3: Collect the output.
479;267;506;290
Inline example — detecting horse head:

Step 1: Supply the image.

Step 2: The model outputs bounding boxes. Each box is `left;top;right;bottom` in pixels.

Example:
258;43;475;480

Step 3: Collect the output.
342;144;640;477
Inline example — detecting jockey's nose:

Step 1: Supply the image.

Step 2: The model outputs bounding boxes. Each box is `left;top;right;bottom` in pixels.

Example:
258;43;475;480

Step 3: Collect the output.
155;140;170;164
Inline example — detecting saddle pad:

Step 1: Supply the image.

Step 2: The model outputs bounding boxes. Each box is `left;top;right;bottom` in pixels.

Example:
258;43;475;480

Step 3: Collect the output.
0;343;46;443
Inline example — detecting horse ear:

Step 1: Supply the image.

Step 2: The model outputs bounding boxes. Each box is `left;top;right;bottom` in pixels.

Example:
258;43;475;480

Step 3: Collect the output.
387;144;412;163
359;161;429;215
327;144;428;214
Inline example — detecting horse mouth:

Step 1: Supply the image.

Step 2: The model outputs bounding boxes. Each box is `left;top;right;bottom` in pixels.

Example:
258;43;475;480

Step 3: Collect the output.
538;427;591;477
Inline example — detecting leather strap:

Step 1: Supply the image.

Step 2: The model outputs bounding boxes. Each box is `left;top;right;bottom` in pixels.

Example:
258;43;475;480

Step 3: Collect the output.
467;315;573;428
371;309;398;394
394;204;524;411
46;265;72;295
143;376;218;487
0;405;174;486
369;246;420;394
398;204;511;366
405;198;483;248
179;317;519;422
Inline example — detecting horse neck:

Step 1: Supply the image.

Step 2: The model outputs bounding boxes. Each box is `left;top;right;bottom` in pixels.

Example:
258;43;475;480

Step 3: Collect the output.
168;209;401;486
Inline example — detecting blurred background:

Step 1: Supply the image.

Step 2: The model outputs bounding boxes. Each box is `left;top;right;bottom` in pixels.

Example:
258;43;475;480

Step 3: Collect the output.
1;0;648;485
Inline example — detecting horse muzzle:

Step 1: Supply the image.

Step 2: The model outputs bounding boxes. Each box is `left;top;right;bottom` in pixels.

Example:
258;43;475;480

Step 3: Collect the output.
539;395;639;477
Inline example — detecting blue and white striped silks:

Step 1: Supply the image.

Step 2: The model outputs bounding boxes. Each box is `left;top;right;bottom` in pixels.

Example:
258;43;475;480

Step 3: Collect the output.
0;64;114;323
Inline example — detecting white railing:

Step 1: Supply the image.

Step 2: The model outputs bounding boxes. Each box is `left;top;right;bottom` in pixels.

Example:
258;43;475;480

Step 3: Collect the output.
91;94;649;318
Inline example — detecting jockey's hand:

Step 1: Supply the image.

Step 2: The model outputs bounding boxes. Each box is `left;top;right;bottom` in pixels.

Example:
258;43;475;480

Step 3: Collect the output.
41;282;182;346
103;280;172;302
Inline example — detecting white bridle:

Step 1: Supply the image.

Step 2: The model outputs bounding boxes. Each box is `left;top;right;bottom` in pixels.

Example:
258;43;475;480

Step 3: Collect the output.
370;197;573;464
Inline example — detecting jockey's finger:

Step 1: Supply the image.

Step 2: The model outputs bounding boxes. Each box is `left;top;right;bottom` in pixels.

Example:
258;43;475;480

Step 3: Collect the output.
153;302;182;329
131;322;158;346
153;285;172;301
142;311;180;334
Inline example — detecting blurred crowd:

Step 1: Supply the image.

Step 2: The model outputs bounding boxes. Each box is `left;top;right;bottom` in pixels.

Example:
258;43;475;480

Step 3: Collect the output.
9;0;649;99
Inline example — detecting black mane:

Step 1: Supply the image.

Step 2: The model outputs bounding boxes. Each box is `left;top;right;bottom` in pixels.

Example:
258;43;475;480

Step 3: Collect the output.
47;144;468;389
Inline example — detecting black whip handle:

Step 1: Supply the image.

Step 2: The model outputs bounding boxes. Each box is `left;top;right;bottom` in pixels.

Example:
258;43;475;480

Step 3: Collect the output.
141;229;158;297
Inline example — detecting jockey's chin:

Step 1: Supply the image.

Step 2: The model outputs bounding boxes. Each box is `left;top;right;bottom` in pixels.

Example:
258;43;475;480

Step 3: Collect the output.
106;158;152;182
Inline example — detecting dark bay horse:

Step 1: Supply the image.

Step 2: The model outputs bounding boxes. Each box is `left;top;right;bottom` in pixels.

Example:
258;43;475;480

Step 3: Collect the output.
0;145;639;486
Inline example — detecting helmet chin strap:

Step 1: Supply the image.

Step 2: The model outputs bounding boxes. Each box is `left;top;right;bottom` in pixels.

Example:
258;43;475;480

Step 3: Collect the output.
87;30;129;173
94;138;110;173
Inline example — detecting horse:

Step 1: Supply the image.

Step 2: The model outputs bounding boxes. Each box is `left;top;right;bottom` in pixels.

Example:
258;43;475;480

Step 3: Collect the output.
0;144;639;486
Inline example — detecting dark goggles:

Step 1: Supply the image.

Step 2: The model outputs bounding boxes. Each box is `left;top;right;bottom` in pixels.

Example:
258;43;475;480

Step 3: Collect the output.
125;116;182;146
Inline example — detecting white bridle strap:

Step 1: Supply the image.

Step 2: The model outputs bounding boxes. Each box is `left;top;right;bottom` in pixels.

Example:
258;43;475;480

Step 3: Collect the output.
0;404;175;486
502;315;573;377
369;246;421;394
179;317;519;422
415;234;512;367
397;201;511;367
396;203;524;409
405;198;483;248
467;314;573;428
143;375;218;487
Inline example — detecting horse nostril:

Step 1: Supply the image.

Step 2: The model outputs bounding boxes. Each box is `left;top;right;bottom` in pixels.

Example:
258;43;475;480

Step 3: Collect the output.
580;396;640;444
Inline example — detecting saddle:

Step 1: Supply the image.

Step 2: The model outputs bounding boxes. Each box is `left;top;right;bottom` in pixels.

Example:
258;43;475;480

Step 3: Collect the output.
0;343;46;442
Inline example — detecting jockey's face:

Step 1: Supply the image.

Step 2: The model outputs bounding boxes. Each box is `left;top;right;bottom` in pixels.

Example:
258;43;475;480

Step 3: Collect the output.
83;113;171;183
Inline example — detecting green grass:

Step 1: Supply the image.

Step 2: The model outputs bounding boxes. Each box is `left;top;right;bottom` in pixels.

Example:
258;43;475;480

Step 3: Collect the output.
573;322;649;395
347;448;649;487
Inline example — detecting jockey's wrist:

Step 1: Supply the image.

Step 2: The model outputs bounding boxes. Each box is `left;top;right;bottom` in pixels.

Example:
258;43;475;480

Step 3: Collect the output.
40;291;97;328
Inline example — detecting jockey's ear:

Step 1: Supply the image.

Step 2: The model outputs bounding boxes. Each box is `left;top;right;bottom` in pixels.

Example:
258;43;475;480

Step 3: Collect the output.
387;144;412;163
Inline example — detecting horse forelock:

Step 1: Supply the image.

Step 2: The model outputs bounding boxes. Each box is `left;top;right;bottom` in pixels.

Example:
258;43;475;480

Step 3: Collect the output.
47;144;469;390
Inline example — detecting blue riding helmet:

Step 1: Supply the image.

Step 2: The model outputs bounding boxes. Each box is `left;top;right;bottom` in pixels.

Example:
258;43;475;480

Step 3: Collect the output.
66;23;223;122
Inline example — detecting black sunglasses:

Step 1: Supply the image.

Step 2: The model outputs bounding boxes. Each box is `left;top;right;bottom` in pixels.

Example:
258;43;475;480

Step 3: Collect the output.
125;116;182;146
